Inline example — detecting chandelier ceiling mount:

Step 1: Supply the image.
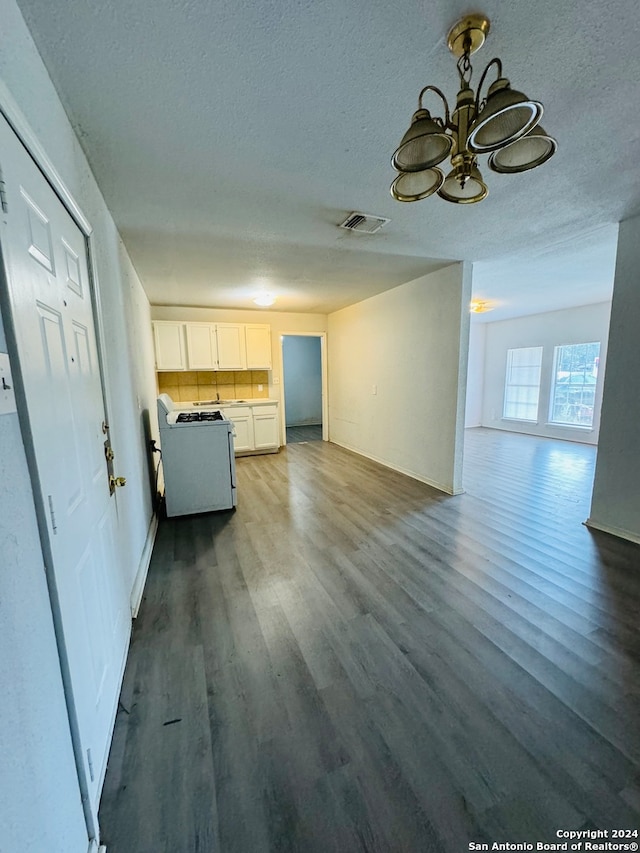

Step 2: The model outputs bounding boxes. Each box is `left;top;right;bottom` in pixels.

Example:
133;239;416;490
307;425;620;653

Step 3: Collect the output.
446;14;491;58
390;14;556;205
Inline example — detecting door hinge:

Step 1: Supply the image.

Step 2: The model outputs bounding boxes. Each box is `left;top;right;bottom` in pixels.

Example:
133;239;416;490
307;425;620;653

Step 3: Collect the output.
47;494;57;534
87;747;95;782
0;165;8;213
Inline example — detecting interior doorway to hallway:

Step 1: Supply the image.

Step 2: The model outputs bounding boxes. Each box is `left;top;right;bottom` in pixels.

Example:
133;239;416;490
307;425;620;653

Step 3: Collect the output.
279;332;328;446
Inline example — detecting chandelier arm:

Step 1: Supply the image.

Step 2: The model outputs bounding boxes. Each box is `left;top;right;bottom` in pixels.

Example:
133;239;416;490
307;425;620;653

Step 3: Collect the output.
418;85;451;128
474;57;502;112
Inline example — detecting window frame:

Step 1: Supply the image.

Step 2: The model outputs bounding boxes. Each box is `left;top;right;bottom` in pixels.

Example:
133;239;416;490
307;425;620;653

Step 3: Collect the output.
547;341;600;430
502;345;544;423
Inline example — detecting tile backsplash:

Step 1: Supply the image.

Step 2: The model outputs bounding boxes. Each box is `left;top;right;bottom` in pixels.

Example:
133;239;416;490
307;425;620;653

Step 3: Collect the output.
157;370;270;403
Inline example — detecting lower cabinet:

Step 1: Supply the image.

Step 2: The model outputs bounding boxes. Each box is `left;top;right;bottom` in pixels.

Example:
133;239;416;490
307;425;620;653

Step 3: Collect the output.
253;406;279;450
222;404;279;455
223;407;254;453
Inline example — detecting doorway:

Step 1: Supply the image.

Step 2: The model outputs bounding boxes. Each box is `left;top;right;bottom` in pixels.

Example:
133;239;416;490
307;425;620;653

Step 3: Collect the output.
279;332;328;445
463;258;614;520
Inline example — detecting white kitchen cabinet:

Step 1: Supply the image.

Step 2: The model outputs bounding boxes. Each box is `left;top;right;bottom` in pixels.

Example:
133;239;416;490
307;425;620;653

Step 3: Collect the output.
245;324;272;369
253;405;279;450
216;323;247;370
185;323;218;369
153;321;186;370
222;407;254;453
153;320;272;371
222;402;279;455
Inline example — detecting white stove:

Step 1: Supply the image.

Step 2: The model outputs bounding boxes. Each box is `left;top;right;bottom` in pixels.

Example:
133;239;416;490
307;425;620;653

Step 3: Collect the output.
157;394;237;517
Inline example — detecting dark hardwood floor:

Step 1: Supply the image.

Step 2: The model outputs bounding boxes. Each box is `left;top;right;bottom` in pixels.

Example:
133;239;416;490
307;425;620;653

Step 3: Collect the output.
99;428;640;852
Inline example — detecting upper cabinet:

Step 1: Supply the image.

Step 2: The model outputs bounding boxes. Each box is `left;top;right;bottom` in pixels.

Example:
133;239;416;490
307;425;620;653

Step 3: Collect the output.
245;324;272;369
153;321;186;371
215;323;246;370
152;321;272;371
185;323;218;369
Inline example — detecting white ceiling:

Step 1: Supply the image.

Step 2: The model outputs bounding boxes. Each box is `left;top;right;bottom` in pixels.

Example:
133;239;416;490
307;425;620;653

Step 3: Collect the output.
15;0;639;316
471;223;619;323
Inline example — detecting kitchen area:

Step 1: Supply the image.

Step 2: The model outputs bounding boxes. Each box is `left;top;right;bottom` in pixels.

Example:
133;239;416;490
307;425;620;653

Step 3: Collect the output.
152;315;297;516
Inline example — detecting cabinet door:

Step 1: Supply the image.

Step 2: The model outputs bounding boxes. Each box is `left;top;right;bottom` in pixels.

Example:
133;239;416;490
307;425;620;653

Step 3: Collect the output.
153;321;186;370
245;324;272;369
185;323;218;369
223;408;254;452
253;407;279;450
216;323;247;370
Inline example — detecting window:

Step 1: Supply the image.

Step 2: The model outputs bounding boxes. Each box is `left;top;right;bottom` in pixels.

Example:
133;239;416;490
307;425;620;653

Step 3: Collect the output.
503;346;543;421
549;342;600;428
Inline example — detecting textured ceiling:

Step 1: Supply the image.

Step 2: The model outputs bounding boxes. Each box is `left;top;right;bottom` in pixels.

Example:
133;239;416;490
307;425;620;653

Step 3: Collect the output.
15;0;639;315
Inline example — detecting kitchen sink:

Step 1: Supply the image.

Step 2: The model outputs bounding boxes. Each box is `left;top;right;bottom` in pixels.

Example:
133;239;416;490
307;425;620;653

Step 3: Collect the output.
193;399;247;406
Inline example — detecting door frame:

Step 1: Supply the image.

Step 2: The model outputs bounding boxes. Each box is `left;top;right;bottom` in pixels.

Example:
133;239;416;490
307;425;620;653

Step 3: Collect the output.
278;331;328;446
0;83;114;851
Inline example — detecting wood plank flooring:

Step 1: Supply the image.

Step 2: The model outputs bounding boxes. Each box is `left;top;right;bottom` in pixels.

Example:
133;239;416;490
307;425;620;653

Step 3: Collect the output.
99;428;640;852
285;424;323;443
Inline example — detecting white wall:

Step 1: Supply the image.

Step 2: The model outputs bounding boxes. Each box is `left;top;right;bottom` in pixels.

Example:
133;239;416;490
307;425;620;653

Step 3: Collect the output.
107;238;159;605
0;0;158;848
479;302;611;445
589;214;640;543
282;335;322;425
328;263;471;495
465;320;486;427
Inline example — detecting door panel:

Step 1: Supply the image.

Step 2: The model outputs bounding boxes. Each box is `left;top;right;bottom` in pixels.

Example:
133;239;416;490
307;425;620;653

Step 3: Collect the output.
36;302;86;516
23;188;55;272
0;116;129;814
62;238;83;296
77;547;106;698
70;320;105;487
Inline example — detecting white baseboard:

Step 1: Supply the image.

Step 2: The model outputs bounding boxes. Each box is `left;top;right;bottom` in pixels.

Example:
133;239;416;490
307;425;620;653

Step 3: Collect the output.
130;513;158;617
330;439;464;496
585;517;640;546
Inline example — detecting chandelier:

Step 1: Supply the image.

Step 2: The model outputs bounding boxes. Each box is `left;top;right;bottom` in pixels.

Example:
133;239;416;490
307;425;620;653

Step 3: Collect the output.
390;14;556;205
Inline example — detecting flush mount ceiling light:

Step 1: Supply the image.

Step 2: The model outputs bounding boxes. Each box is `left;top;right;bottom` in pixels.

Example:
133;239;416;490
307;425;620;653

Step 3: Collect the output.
253;293;276;307
390;14;556;205
470;299;495;313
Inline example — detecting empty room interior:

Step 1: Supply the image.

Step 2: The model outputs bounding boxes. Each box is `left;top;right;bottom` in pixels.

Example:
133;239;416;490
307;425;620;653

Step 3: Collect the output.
1;1;640;851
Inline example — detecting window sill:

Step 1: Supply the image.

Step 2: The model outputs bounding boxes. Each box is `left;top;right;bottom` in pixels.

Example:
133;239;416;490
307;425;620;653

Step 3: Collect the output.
502;418;538;425
545;422;594;432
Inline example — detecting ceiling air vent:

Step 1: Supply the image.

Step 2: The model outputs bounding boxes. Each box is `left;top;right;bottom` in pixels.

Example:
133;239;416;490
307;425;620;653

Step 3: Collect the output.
339;212;390;234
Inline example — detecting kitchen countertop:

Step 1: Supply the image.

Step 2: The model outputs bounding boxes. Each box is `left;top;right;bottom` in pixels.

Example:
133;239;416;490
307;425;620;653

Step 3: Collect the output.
188;398;279;408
